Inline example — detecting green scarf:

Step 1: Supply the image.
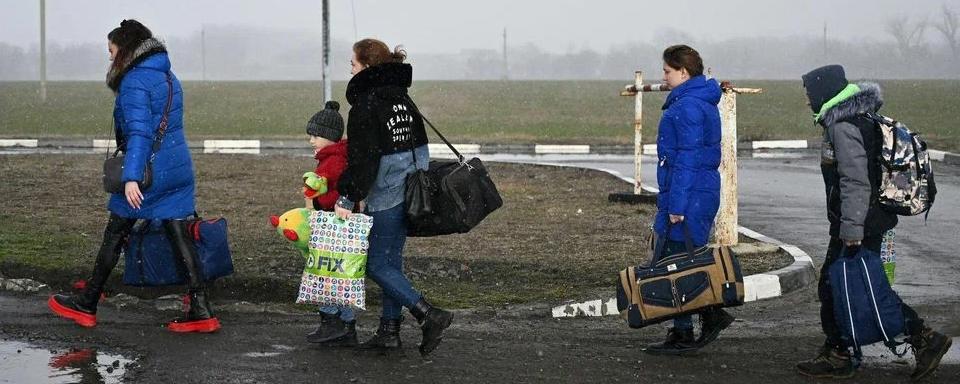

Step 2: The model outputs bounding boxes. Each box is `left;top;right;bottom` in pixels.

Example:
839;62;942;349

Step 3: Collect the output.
814;83;861;123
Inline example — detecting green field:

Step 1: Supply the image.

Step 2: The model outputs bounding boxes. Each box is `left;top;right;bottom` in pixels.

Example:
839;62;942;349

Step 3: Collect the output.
2;80;958;151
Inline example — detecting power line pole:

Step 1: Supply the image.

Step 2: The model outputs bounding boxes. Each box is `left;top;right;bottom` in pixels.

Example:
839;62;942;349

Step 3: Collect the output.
502;28;508;80
823;21;828;57
322;0;332;103
201;25;207;81
39;0;47;102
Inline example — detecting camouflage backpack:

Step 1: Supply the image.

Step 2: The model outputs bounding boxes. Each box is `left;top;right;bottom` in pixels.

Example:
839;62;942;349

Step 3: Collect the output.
863;112;937;216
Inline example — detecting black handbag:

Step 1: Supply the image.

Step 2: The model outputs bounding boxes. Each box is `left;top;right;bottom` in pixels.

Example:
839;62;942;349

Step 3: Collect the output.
102;72;174;194
402;97;503;237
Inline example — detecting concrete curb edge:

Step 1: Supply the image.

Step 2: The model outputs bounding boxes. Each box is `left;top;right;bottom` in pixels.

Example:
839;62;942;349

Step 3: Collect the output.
3;139;958;164
525;163;818;318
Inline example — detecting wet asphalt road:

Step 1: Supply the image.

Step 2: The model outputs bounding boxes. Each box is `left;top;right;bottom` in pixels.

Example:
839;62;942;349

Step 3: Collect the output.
1;153;958;383
523;153;960;305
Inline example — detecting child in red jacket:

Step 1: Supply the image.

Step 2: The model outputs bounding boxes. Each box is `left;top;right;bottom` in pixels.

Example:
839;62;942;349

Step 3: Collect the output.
301;100;355;346
303;101;348;211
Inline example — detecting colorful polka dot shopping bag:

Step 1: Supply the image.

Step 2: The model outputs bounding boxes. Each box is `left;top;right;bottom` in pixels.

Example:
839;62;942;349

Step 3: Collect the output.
296;211;373;310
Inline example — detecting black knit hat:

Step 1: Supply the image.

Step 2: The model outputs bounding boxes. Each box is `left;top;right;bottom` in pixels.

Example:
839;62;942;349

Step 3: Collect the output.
306;101;344;142
801;65;848;114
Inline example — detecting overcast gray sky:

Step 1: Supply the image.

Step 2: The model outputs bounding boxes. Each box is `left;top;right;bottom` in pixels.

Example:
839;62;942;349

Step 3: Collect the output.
0;0;948;54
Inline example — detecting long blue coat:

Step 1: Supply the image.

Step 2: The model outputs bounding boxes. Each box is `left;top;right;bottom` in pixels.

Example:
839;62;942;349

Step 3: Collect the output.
108;52;195;219
654;75;722;246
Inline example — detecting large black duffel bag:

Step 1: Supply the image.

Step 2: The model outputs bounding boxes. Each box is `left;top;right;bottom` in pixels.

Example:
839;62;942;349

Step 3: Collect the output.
403;98;502;237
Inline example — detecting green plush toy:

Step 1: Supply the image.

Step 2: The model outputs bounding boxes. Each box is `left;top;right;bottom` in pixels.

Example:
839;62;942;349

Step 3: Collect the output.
302;172;328;199
269;208;313;259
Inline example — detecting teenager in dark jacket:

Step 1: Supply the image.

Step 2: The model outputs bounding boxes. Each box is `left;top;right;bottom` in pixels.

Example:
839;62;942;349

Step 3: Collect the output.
645;45;735;356
796;65;951;380
334;39;452;356
48;20;219;333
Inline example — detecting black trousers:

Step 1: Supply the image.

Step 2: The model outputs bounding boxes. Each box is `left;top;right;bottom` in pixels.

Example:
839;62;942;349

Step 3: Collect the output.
818;236;924;347
89;213;203;292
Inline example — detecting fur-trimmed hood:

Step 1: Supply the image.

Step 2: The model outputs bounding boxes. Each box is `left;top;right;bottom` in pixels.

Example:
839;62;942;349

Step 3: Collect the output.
106;37;168;92
345;62;412;105
819;82;884;127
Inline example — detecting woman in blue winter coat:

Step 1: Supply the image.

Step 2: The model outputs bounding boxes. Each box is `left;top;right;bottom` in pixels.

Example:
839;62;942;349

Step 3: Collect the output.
645;45;733;355
48;20;219;333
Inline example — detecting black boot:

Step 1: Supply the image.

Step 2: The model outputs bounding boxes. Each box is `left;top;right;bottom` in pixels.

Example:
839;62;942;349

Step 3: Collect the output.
645;327;698;356
48;214;134;328
796;344;855;379
360;318;403;350
307;312;358;346
411;299;454;357
908;326;953;381
697;307;735;347
164;220;220;333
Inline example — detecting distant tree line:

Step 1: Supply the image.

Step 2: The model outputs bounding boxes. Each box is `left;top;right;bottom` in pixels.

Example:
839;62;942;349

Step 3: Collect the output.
2;7;957;81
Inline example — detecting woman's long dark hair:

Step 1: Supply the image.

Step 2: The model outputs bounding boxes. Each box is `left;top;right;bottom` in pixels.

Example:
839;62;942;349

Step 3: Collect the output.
107;19;152;75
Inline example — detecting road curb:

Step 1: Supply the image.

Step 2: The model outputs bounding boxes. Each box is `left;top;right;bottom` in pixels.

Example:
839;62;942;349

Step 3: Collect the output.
4;138;958;164
524;162;818;318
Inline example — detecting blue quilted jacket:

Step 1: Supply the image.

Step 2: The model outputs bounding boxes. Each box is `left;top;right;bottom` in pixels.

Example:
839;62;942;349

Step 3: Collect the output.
108;52;195;219
653;75;722;246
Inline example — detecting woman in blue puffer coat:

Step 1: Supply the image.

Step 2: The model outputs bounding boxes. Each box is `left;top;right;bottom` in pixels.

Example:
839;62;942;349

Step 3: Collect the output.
645;45;733;355
49;20;219;333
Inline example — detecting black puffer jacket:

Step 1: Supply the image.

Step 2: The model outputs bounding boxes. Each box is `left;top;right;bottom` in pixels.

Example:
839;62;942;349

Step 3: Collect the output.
803;70;898;241
338;62;428;204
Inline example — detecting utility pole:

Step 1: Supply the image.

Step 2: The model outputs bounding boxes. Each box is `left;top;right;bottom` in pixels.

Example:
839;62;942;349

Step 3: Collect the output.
502;28;508;80
201;25;207;81
823;21;828;57
39;0;47;102
322;0;332;103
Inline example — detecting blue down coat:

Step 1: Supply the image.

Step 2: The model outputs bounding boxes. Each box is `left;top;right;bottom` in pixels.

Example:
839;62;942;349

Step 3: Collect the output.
653;75;722;246
108;52;195;219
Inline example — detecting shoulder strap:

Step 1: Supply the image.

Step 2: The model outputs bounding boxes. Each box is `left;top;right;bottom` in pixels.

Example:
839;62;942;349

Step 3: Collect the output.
112;72;174;160
148;72;175;164
402;94;464;163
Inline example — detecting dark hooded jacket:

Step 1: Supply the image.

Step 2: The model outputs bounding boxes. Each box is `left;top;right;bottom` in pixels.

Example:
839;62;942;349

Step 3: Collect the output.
338;62;429;209
803;69;898;241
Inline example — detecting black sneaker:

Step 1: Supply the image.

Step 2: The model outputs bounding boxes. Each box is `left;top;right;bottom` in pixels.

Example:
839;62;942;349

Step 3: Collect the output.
796;345;855;379
909;328;953;381
697;307;735;347
645;328;698;356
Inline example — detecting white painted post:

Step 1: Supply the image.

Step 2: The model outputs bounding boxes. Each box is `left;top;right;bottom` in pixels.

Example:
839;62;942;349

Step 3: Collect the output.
321;0;332;103
633;71;643;194
716;89;738;246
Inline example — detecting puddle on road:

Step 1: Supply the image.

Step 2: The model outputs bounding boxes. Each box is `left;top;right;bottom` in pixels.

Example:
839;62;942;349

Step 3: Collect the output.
0;340;135;384
242;344;296;358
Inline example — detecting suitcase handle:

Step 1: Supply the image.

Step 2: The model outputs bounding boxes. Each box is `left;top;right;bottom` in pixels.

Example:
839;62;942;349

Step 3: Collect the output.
653;222;699;262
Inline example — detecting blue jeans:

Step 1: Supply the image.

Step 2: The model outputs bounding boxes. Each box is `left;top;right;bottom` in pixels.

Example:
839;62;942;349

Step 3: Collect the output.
654;239;697;330
365;204;422;320
318;306;355;322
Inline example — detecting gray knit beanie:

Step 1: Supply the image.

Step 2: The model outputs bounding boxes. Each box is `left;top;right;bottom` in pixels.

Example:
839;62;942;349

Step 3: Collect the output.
306;101;344;142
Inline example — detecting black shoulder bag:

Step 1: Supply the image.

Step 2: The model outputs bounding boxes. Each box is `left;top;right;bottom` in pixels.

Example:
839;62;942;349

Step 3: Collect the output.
102;72;174;194
402;95;503;237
